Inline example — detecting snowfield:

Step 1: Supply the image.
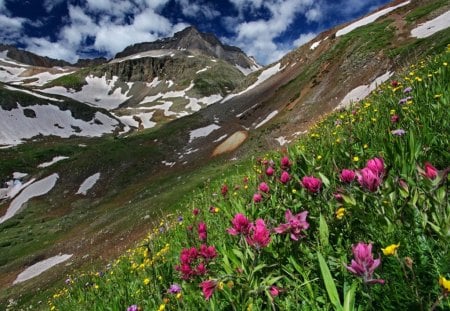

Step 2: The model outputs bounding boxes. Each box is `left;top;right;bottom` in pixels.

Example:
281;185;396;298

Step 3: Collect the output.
42;75;132;110
410;10;450;38
13;254;73;284
0;103;120;146
189;124;221;143
76;173;101;195
255;110;279;129
0;173;59;224
336;1;411;37
336;71;393;109
38;156;70;168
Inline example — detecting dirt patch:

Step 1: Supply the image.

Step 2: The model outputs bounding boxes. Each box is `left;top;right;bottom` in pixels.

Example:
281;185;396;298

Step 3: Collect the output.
212;131;248;156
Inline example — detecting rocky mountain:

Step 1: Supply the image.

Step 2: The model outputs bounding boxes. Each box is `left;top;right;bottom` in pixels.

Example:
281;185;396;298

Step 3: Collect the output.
0;0;450;308
115;26;259;71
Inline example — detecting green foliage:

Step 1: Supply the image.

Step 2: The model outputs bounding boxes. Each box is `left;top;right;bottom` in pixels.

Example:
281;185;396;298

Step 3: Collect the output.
405;0;449;22
44;47;450;311
44;72;88;91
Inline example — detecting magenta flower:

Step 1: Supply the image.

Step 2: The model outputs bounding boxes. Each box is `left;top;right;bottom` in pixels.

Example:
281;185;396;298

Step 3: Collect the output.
357;167;382;192
301;176;322;193
168;283;182;294
200;280;217;300
390;114;399;123
246;219;271;248
193;208;199;216
127;305;139;311
274;209;309;241
340;169;356;183
391;80;399;87
253;193;262;203
198;222;207;242
196;262;207;275
346;242;384;284
333;192;344;202
366;157;385;177
281;156;291;169
227;213;251;236
269;286;280;297
422;162;438;180
280;171;290;184
200;244;217;260
266;166;275;176
221;184;228;196
259;182;270;193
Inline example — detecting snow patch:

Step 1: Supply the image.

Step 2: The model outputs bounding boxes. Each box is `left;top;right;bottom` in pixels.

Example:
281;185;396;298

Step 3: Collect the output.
0;104;119;146
110;50;173;63
76;173;100;195
275;136;290;146
255;110;279;129
196;66;210;74
336;1;411;37
0;178;35;200
337;71;393;109
189;124;221;143
410;10;450;38
13;254;73;284
162;161;176;167
310;40;321;50
0;173;59;224
223;63;282;102
214;134;228;142
42;75;131;110
38;156;69;168
3;85;63;101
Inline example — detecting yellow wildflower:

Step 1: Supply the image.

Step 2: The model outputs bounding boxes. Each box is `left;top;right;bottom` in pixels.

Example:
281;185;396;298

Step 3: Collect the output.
353;156;359;162
158;304;166;311
176;293;182;299
215;207;220;213
317;155;322;160
439;276;450;292
144;278;150;285
443;62;448;66
218;281;224;290
227;280;234;289
335;208;345;220
381;243;400;256
292;189;297;194
363;144;368;149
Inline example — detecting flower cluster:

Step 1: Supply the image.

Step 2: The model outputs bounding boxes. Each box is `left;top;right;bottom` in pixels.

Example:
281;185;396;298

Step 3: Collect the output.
175;244;217;280
227;214;271;249
346;242;384;284
274;209;309;241
356;157;385;192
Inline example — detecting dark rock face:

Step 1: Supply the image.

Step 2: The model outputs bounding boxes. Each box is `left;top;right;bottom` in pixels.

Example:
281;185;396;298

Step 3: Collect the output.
115;26;257;69
0;44;72;68
74;57;108;67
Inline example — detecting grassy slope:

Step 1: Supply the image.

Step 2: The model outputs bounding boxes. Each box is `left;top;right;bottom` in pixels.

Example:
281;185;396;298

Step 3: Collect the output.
46;47;449;310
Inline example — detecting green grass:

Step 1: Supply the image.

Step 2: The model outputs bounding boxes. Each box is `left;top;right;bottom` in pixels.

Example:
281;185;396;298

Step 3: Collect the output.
43;73;87;91
45;47;450;310
405;0;449;22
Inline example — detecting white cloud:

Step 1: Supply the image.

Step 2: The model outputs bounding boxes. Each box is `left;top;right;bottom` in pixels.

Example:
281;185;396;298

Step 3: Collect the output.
26;38;78;63
0;0;5;10
0;14;26;43
306;7;322;22
293;32;317;47
228;0;315;65
176;0;220;19
43;0;65;12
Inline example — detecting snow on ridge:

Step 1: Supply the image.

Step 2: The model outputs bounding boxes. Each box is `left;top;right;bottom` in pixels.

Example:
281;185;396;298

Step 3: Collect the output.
13;254;73;284
0;173;59;224
196;66;211;74
0;104;119;146
41;75;131;110
38;156;70;168
76;173;100;195
255;110;279;129
235;64;260;76
336;1;411;37
3;85;63;102
189;124;221;143
410;10;450;38
223;63;282;103
0;178;35;200
109;50;174;63
336;71;393;110
162;160;176;167
310;40;321;50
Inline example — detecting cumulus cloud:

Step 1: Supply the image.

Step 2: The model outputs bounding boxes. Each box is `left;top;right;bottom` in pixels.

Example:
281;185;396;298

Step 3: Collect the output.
0;14;26;43
293;32;317;47
176;0;220;19
227;0;316;65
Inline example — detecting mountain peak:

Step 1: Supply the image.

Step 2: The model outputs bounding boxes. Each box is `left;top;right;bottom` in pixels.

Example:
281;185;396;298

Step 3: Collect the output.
114;26;259;69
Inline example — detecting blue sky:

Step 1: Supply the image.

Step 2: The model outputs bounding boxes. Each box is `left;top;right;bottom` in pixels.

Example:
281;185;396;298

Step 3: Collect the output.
0;0;391;65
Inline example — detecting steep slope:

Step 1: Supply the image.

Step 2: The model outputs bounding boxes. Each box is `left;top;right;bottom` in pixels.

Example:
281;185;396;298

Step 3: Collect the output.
0;0;450;308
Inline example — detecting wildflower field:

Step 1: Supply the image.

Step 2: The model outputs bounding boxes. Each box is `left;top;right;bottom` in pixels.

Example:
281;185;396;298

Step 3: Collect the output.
49;47;450;310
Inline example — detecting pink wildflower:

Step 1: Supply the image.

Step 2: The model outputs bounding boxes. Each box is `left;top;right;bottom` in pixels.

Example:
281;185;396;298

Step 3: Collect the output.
200;280;217;300
390;115;399;123
357;167;382;192
281;156;291;169
340;169;356;183
346;242;384;284
423;162;438;180
266;166;275;176
274;209;309;241
253;193;262;203
198;222;207;242
366;157;385;177
301;176;322;193
269;286;280;297
192;208;199;216
280;171;290;184
200;244;217;260
221;184;228;196
246;219;271;249
227;213;251;236
259;182;270;193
